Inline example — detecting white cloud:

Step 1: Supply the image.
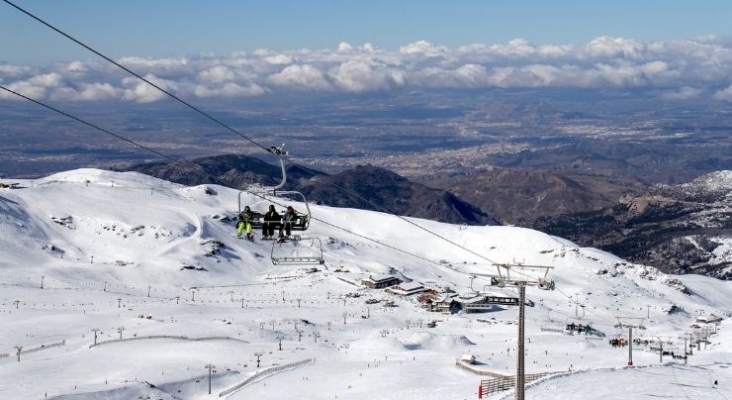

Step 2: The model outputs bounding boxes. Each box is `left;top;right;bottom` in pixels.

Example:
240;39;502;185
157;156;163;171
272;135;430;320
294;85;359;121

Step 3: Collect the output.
453;64;489;86
330;60;406;92
0;80;48;100
415;64;489;88
193;82;266;97
582;36;645;59
521;64;565;86
399;40;448;57
337;42;353;53
49;82;120;102
117;56;190;70
268;64;331;91
592;63;649;87
116;56;192;80
537;44;574;58
0;72;63;101
121;75;173;103
29;72;64;88
198;65;235;83
0;64;33;78
713;84;732;101
490;38;537;57
2;35;732;102
639;60;669;75
66;61;87;73
335;42;379;54
264;54;296;65
362;43;377;53
660;86;702;101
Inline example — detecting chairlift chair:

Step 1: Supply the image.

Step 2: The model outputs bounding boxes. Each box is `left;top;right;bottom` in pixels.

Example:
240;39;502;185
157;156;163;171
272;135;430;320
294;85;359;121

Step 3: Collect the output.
564;318;590;334
270;235;325;265
541;310;565;333
238;189;312;232
541;319;565;333
538;278;556;290
576;303;586;319
236;145;312;232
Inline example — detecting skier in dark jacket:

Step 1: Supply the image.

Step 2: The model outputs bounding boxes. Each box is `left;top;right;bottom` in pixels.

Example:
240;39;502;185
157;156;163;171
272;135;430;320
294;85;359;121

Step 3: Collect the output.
262;204;280;239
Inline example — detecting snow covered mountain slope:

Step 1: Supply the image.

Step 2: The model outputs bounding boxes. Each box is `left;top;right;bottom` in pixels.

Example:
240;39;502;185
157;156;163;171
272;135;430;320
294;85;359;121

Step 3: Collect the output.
1;169;731;400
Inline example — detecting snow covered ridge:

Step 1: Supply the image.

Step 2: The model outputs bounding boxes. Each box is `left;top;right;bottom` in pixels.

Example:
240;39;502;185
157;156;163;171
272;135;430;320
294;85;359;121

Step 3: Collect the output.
2;168;732;400
598;262;689;294
690;171;732;192
0;167;711;296
0;168;611;279
552;170;732;279
652;170;732;201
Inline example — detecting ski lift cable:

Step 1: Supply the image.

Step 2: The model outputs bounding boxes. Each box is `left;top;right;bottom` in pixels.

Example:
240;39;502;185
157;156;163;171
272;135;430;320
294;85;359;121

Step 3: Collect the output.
251;157;553;285
1;84;443;270
244;190;437;266
536;298;613;326
468;269;614;325
275;159;508;266
6;1;577;290
2;0;271;157
246;188;571;281
3;1;527;277
0;85;624;328
470;269;614;326
553;285;615;324
0;85;181;165
0;85;236;193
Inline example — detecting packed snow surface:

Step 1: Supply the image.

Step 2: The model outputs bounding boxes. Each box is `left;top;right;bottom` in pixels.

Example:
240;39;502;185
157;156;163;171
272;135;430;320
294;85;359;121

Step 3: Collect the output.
1;169;731;399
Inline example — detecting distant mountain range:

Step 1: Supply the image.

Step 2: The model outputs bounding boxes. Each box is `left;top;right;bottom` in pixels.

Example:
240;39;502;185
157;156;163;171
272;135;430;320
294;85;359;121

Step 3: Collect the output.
295;165;498;225
121;155;732;280
420;168;644;226
536;171;732;279
121;154;498;226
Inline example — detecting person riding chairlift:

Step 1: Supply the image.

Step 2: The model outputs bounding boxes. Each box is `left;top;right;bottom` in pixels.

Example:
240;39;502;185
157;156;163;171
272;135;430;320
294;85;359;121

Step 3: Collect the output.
279;205;296;239
237;206;255;241
262;204;280;240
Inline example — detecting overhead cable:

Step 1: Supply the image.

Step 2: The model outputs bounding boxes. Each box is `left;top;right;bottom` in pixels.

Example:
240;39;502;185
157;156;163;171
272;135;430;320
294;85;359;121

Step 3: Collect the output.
2;0;270;155
1;83;446;270
4;0;505;267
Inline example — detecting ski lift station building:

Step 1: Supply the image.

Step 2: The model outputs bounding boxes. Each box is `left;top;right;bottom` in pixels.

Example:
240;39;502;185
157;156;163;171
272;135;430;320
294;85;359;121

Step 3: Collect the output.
386;281;427;296
361;275;400;289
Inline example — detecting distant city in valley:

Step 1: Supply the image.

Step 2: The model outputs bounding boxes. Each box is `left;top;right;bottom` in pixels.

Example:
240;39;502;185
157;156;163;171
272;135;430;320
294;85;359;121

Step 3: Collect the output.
2;88;732;185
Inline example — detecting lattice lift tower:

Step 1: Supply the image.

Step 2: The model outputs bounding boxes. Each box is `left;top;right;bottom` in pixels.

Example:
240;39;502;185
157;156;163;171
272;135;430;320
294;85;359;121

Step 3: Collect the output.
471;263;554;400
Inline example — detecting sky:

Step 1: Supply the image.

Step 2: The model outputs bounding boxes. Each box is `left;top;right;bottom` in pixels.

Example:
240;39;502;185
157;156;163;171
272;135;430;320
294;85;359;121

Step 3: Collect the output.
2;0;732;103
3;1;730;65
1;168;732;399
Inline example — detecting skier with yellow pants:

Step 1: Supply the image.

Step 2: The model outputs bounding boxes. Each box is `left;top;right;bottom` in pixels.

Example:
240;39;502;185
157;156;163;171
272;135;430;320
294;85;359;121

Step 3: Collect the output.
237;206;254;241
